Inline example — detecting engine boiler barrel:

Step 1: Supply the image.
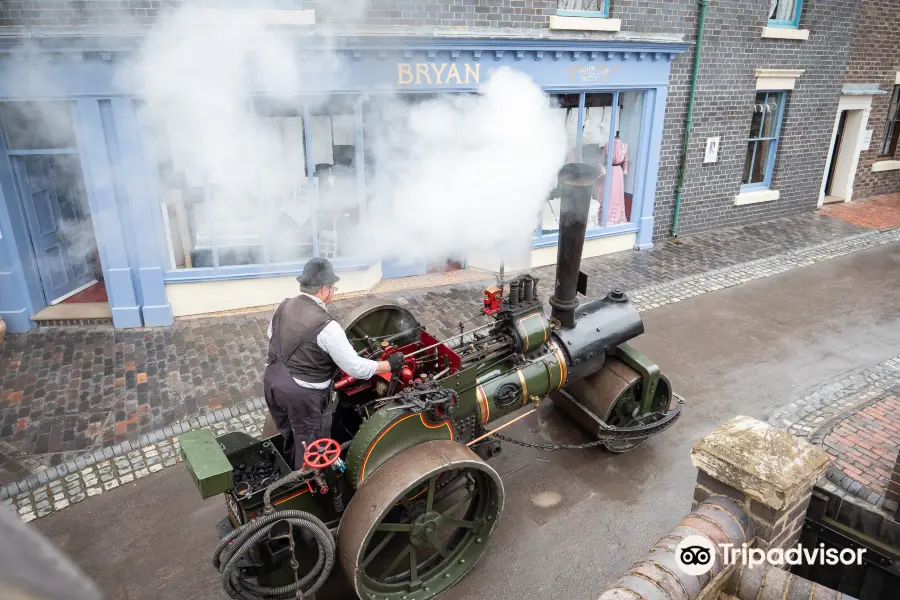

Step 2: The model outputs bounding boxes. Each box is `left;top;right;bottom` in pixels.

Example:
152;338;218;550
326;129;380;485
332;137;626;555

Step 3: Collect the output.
552;291;644;383
474;346;567;426
550;163;599;329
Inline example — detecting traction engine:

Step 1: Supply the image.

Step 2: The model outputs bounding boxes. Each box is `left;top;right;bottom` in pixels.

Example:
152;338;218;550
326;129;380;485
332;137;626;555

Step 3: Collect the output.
180;163;683;600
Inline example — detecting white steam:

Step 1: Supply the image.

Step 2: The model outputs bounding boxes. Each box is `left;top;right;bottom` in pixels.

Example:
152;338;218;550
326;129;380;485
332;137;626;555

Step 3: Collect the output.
132;5;568;270
352;70;568;263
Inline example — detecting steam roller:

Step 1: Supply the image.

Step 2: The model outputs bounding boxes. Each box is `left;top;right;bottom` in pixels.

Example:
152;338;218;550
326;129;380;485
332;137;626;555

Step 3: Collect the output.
179;162;683;600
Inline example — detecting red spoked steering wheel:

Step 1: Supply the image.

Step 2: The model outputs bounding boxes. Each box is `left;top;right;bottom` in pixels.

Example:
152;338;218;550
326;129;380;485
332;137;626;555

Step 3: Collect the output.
303;438;341;470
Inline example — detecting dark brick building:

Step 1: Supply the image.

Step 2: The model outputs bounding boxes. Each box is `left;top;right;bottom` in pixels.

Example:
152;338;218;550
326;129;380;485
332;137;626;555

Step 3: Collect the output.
841;0;900;200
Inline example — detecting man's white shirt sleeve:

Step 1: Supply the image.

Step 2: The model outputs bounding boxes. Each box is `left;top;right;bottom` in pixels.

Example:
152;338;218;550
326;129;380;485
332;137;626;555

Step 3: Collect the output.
317;321;379;380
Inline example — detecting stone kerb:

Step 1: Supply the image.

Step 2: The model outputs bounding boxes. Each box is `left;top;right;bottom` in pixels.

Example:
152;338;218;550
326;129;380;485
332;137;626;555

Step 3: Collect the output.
691;416;832;556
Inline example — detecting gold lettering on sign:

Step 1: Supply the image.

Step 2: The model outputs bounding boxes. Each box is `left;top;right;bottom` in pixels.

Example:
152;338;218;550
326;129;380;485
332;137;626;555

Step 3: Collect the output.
395;63;482;85
431;63;448;84
398;63;414;85
445;63;462;84
465;63;480;84
415;63;431;84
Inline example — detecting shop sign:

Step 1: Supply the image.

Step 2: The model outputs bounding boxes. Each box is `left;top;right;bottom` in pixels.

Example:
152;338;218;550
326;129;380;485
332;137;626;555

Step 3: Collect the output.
397;63;481;86
567;63;619;83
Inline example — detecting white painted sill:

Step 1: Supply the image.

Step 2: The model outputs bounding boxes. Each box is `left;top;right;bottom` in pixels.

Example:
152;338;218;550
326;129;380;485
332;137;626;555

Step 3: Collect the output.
872;160;900;173
734;188;780;206
761;27;810;41
549;15;622;32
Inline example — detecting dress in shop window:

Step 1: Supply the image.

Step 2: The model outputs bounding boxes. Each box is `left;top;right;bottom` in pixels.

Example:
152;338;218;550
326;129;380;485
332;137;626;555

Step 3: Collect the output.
594;137;628;226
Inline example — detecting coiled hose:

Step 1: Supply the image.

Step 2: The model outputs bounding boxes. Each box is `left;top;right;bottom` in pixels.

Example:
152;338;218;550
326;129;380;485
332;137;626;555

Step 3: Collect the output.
213;471;336;600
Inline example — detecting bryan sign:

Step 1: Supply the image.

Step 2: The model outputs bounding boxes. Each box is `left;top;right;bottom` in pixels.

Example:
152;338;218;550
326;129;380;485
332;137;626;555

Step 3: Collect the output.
397;63;481;86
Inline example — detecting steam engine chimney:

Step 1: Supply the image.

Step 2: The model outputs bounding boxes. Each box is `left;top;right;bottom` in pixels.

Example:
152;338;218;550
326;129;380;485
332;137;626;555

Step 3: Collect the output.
549;163;598;329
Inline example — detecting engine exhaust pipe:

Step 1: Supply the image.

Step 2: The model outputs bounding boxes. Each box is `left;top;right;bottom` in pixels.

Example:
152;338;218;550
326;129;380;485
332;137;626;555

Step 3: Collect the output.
549;162;598;329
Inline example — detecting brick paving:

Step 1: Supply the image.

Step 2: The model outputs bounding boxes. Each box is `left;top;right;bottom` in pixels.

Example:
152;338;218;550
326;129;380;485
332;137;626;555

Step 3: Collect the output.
772;353;900;513
0;211;880;489
821;395;900;500
818;192;900;230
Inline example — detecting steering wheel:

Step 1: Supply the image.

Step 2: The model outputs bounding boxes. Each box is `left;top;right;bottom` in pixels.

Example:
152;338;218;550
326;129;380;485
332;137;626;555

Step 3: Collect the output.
303;438;341;470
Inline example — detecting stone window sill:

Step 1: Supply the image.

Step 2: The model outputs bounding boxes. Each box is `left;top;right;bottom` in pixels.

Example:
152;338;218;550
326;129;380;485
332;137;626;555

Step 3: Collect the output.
872;160;900;173
549;15;622;32
761;27;810;41
734;188;780;206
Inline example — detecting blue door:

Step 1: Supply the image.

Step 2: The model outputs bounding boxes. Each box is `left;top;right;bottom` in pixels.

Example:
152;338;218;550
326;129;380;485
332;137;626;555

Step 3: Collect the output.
13;155;98;304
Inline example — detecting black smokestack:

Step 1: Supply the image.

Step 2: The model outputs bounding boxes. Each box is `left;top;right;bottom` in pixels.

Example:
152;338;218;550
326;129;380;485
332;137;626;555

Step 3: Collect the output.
549;162;598;329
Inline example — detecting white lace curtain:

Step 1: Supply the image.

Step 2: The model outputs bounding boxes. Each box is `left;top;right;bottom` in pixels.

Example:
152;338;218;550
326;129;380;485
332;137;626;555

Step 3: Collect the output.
558;0;604;11
769;0;796;21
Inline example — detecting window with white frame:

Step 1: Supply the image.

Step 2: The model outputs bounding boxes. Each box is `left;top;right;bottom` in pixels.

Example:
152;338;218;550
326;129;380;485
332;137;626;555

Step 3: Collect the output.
768;0;803;28
742;91;787;190
557;0;609;18
879;85;900;158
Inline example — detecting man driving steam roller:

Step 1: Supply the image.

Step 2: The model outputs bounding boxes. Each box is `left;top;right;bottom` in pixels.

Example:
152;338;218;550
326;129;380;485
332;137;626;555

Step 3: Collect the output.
265;257;405;469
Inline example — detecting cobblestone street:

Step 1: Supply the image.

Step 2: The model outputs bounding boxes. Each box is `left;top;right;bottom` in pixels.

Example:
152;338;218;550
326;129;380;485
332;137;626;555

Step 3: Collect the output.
0;212;888;488
771;353;900;515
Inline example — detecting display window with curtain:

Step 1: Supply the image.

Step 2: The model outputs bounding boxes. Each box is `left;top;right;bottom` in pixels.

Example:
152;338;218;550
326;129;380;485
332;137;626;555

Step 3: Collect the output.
539;90;646;240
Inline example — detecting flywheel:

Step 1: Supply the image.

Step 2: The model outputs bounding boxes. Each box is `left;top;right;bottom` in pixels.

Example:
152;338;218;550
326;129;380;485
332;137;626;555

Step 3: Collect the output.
340;301;422;354
338;440;504;600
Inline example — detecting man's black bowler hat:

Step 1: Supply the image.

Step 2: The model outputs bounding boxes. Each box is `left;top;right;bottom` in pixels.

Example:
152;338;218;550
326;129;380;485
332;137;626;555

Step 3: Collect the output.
297;257;340;287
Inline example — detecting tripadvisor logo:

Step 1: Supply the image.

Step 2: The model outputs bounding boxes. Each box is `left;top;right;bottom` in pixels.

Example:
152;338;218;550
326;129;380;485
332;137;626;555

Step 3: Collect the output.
675;535;866;575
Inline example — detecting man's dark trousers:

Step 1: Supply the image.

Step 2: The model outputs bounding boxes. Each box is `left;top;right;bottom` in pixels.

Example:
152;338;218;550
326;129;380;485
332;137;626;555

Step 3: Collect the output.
263;360;333;470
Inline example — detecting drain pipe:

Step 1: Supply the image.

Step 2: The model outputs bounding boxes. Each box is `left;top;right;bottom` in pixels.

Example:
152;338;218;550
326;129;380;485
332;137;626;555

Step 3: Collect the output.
671;0;709;238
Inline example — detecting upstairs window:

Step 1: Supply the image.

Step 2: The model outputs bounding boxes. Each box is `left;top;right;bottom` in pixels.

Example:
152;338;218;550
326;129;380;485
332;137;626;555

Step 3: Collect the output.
879;85;900;158
768;0;803;28
742;91;786;190
557;0;609;18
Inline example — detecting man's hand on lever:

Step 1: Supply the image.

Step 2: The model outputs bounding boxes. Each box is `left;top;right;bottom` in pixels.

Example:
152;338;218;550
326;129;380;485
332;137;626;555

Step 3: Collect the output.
377;352;405;374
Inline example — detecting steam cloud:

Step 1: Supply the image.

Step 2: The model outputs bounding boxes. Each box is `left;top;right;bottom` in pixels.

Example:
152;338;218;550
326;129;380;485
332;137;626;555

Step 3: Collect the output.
132;3;569;270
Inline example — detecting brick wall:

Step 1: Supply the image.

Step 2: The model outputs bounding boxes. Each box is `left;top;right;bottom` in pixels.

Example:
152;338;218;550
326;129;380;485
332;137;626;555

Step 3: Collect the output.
0;0;166;28
650;0;857;240
843;0;900;200
885;450;900;517
0;0;861;241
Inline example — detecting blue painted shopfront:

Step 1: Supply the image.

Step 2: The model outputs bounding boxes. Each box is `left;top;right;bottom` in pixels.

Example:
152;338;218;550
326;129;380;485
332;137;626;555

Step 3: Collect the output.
0;36;686;332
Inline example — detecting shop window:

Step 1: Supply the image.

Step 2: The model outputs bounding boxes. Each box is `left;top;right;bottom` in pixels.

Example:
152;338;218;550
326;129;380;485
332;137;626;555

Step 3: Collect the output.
540;91;645;237
879;85;900;158
742;91;786;190
0;102;77;150
309;98;359;260
595;91;643;228
557;0;609;18
541;94;580;235
147;100;324;271
768;0;802;28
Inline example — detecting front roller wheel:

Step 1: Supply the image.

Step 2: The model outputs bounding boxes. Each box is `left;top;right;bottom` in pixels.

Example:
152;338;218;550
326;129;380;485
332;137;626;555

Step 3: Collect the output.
339;440;504;600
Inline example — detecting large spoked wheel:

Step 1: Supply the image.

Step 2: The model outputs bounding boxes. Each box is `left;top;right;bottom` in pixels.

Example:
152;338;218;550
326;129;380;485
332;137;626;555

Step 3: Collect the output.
339;440;504;600
603;373;673;454
341;301;422;355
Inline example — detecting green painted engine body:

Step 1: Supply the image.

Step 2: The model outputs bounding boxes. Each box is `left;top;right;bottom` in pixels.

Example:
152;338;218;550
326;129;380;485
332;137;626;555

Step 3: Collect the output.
179;305;665;527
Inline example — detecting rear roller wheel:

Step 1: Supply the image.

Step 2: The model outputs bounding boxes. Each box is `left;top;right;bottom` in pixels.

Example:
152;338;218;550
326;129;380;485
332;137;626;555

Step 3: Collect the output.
339;440;504;600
